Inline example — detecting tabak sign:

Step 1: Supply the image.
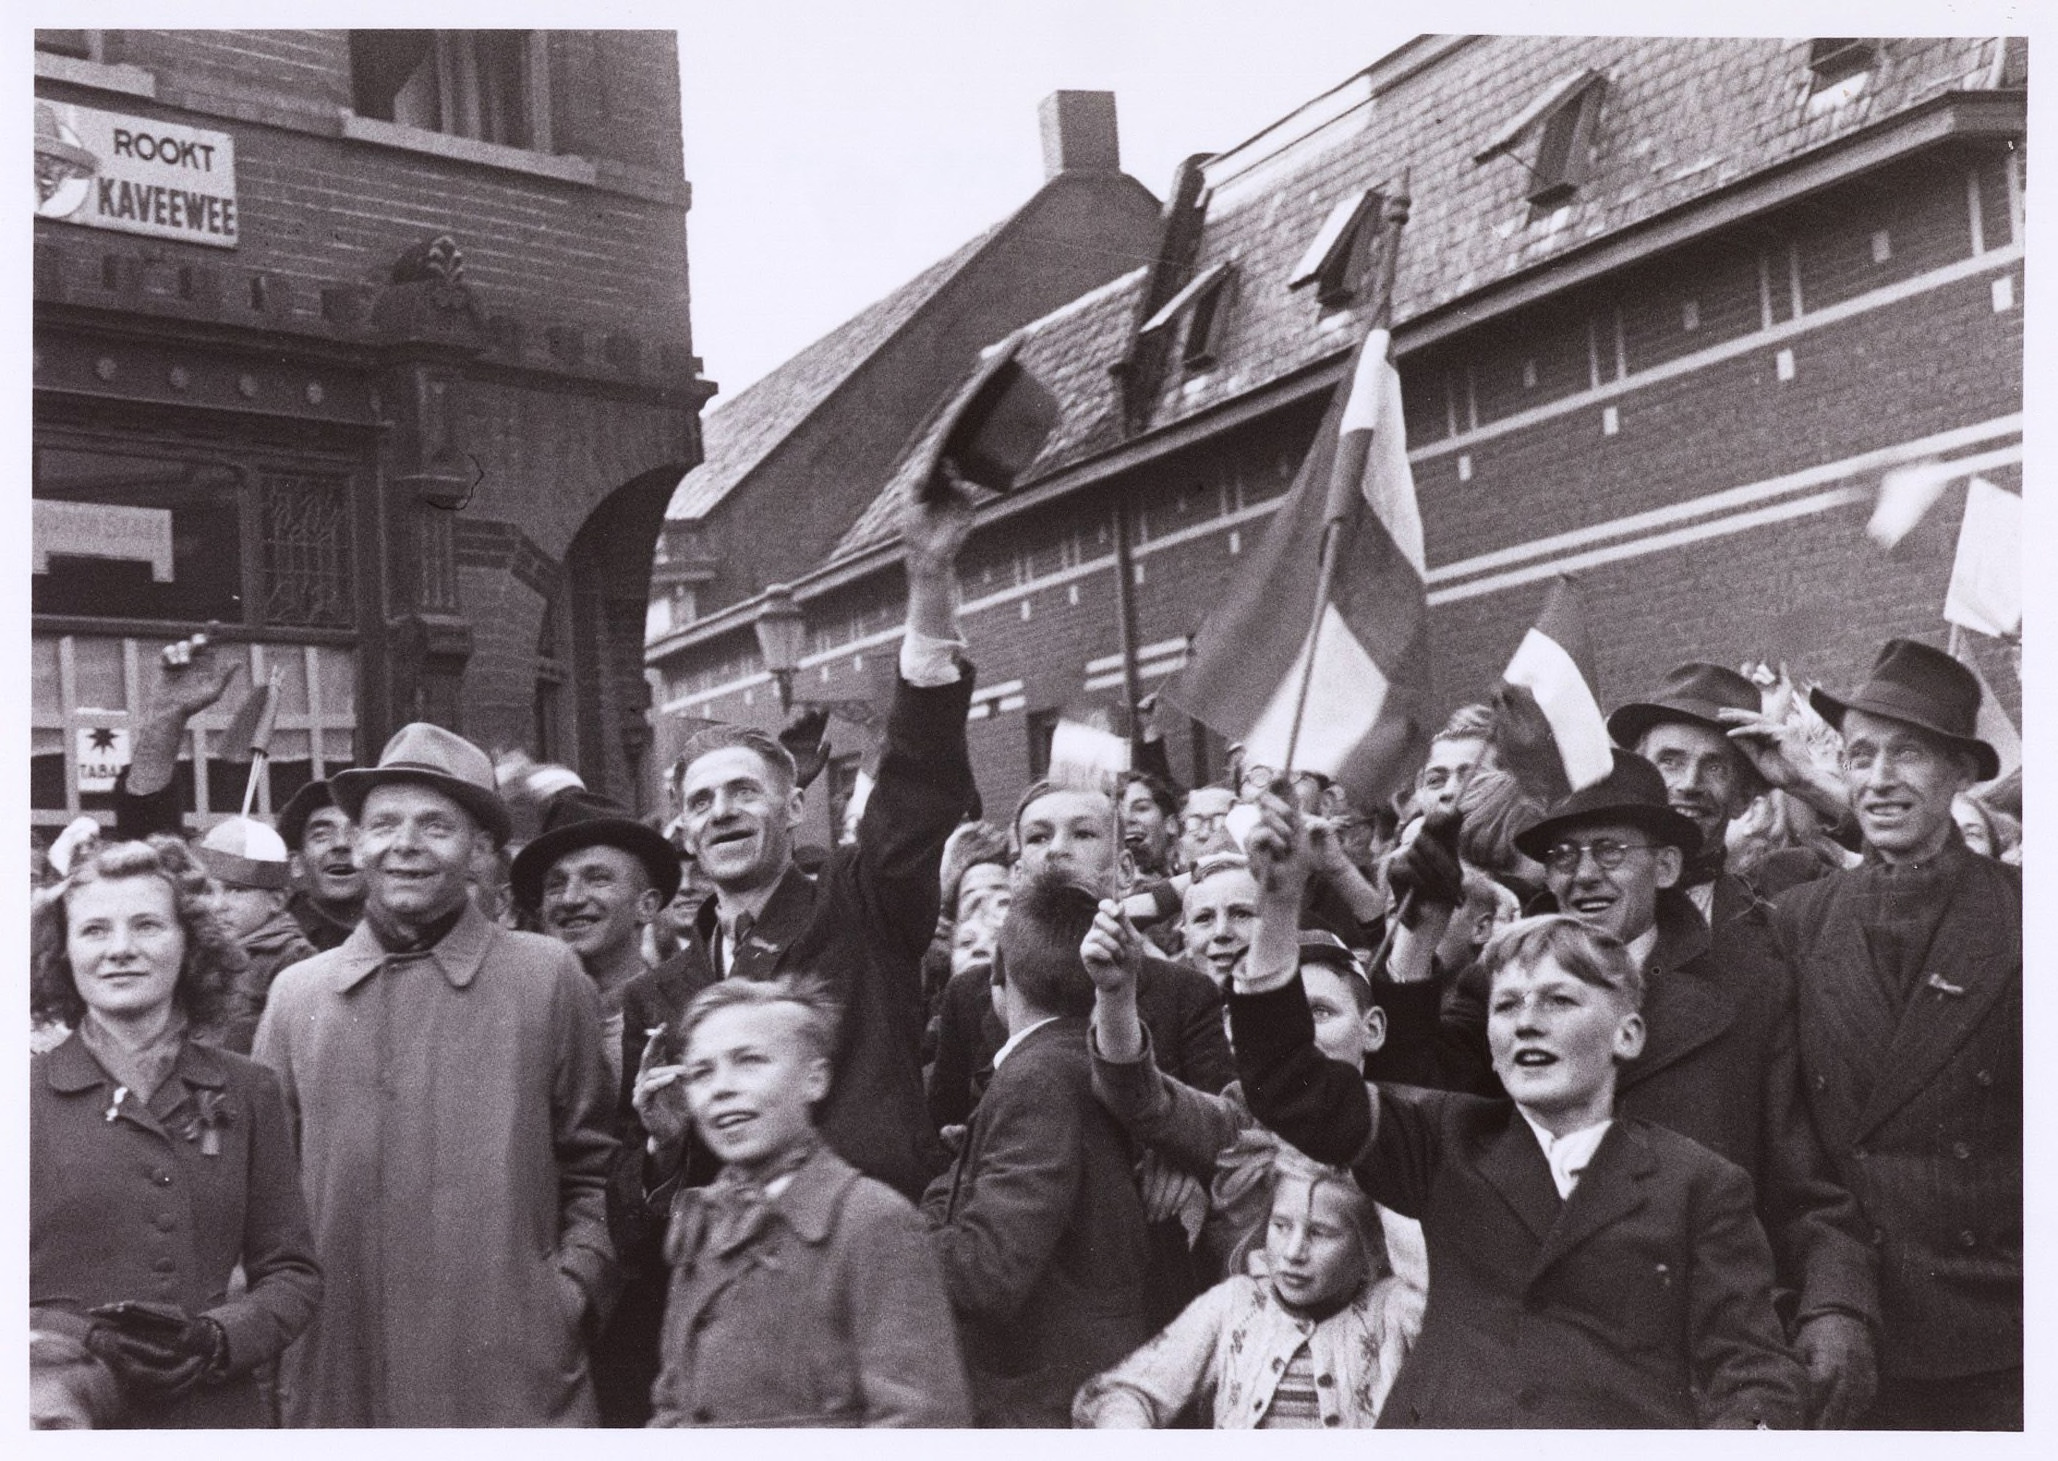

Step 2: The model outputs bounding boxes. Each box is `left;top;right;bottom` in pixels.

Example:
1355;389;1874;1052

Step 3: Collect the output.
35;100;238;248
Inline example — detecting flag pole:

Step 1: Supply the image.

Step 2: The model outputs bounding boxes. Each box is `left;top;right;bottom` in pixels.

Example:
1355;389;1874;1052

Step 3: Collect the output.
1278;181;1413;780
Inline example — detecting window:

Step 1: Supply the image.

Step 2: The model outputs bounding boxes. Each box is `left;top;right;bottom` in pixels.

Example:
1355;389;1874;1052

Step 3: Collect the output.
1807;39;1878;88
1288;191;1384;304
1473;69;1607;207
1026;708;1060;780
34;445;357;629
533;587;566;760
349;31;549;150
1139;261;1236;369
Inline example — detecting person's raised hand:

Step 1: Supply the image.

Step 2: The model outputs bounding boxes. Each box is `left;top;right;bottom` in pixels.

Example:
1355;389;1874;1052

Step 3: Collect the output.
631;1027;692;1151
1080;899;1144;994
1245;786;1311;900
1717;704;1815;792
903;467;977;578
778;705;833;791
153;627;243;720
1794;1311;1877;1429
1385;806;1465;922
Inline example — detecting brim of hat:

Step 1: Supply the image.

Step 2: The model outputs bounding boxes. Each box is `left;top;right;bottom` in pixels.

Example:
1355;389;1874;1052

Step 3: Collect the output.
277;781;338;851
509;818;682;911
194;845;290;890
1513;800;1702;862
1606;702;1771;796
330;767;512;844
1809;688;2000;782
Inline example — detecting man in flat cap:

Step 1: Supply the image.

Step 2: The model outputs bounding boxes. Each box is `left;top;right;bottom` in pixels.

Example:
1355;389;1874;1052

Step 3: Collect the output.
1768;639;2020;1429
253;723;616;1427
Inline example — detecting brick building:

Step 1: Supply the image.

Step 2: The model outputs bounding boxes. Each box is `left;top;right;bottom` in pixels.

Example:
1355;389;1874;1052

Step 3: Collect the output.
649;36;2024;840
33;29;710;832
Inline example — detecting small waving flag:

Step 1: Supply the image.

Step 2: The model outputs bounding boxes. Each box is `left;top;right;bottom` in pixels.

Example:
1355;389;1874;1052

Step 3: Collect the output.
1867;458;1956;549
1169;327;1431;808
1492;576;1613;803
1942;477;2020;639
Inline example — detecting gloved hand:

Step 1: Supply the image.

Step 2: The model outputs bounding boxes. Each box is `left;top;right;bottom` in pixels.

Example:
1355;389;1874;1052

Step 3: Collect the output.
1795;1311;1877;1429
1384;807;1465;922
778;705;832;791
86;1302;225;1399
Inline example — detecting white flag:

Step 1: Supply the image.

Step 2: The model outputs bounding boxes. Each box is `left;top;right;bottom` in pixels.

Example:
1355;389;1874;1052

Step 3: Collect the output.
1943;478;2021;638
1868;458;1956;549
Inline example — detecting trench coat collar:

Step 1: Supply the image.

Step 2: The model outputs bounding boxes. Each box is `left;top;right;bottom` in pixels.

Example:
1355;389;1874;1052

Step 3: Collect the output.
327;897;496;992
42;1026;230;1093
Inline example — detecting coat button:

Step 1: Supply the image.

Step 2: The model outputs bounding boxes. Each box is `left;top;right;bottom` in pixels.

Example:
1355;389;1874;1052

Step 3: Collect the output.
153;1257;177;1273
1959;1230;1978;1250
1322;1414;1341;1426
1813;1075;1827;1091
1316;1374;1334;1388
150;1168;172;1186
155;1213;177;1232
1952;1141;1972;1160
1974;1070;1994;1088
692;1407;713;1424
1253;1397;1265;1411
1271;1357;1284;1372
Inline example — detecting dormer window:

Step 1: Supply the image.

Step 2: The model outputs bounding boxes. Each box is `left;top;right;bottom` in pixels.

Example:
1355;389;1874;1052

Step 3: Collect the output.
1473;69;1607;207
1288;190;1383;304
1140;261;1235;369
1805;39;1879;109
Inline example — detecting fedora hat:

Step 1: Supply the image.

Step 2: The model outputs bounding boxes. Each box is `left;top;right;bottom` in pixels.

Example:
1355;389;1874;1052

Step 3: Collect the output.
1513;749;1702;863
509;789;682;912
1607;662;1770;795
330;723;511;844
276;777;354;852
1809;638;1998;781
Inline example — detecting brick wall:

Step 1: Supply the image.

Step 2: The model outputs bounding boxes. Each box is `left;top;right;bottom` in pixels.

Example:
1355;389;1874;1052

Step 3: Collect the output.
663;155;2020;823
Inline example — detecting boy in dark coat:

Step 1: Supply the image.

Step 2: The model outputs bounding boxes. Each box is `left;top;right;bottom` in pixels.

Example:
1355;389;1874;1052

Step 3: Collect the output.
1231;795;1804;1428
923;870;1150;1426
645;976;970;1427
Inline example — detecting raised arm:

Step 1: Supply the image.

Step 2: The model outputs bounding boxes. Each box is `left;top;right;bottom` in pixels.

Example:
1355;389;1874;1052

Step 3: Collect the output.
846;480;979;964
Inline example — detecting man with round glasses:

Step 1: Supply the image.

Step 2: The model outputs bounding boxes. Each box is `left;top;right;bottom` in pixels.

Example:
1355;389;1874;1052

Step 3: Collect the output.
1382;748;1878;1426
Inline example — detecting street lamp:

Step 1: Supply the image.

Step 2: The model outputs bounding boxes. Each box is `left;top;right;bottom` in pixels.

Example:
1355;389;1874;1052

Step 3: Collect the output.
753;583;806;712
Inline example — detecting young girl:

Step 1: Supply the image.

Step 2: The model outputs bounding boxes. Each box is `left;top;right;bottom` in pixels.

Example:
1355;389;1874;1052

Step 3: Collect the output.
1073;1143;1415;1428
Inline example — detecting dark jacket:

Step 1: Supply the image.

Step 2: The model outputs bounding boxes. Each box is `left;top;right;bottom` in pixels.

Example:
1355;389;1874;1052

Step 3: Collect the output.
928;951;1234;1133
1232;981;1804;1429
31;1033;323;1428
285;888;359;953
1369;891;1877;1334
923;1016;1151;1427
1770;840;2021;1380
219;908;318;1055
627;667;974;1201
650;1145;972;1427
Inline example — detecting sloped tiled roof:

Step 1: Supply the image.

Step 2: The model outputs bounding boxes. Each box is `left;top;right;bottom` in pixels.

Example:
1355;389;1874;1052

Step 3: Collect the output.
665;223;1002;520
830;266;1148;558
1128;34;2006;431
813;36;2012;572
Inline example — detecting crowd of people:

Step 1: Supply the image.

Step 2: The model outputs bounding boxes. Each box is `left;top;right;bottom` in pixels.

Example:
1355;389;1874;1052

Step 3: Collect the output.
28;477;2022;1430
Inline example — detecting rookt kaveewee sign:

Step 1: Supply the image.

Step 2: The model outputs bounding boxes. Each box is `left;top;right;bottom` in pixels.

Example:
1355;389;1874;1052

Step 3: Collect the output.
35;99;238;249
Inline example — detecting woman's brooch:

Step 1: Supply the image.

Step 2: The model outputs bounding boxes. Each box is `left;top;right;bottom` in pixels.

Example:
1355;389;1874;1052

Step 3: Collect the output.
178;1090;235;1157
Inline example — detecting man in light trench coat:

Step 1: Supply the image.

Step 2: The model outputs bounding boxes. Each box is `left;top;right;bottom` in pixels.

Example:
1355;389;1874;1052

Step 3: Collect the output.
254;723;617;1426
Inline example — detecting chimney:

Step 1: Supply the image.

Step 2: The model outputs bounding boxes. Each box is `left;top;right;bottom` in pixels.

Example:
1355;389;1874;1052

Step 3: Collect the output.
1039;90;1120;178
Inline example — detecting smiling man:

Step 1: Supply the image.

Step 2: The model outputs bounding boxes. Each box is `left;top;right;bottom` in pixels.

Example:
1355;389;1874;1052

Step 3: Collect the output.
277;780;365;952
1378;750;1879;1426
252;722;617;1427
1767;640;2021;1430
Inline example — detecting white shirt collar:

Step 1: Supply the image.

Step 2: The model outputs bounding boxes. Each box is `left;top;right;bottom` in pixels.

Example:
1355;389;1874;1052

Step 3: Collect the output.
1685;880;1716;924
992;1015;1060;1071
1626;923;1660;972
1519;1113;1613;1199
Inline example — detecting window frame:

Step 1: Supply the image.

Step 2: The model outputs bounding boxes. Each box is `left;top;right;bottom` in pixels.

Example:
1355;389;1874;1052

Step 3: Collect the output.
348;29;553;153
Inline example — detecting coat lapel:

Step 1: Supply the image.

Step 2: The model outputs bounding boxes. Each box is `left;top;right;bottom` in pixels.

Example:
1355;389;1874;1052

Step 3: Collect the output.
1471;1115;1563;1244
1795;883;1900;1139
1529;1122;1655;1282
700;866;816;983
1619;902;1735;1091
1851;868;2018;1138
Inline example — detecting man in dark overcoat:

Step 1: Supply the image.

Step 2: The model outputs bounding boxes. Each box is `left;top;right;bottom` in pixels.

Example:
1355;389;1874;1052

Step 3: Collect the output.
1766;639;2020;1429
